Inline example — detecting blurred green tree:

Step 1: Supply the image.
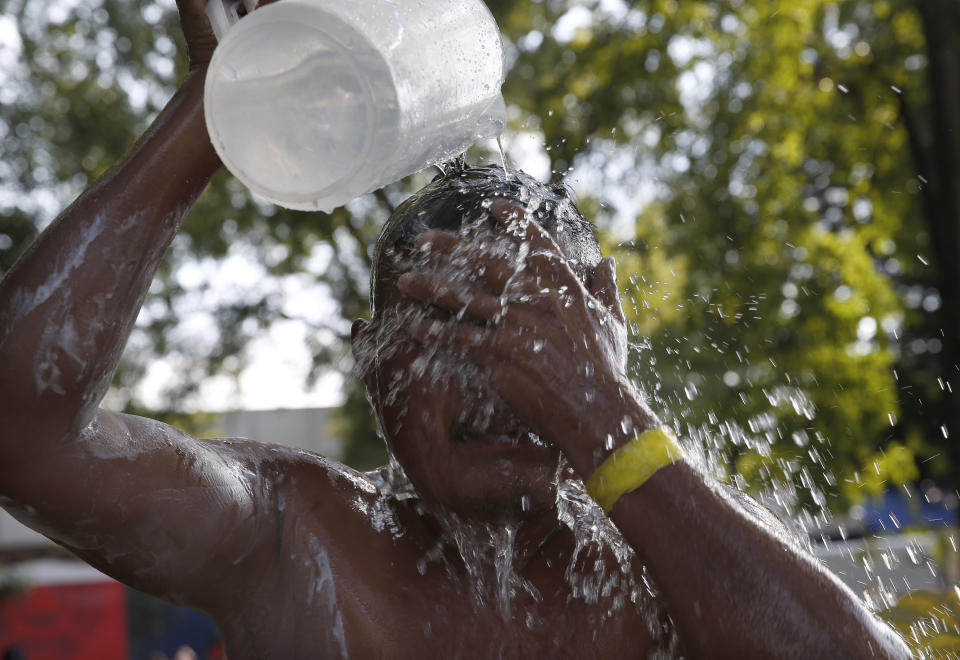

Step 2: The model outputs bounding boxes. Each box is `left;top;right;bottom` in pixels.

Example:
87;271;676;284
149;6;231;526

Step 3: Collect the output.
0;0;955;508
486;0;956;512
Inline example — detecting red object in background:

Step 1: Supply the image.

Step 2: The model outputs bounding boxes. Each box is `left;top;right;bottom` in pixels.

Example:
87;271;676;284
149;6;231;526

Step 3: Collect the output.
208;641;227;660
0;582;128;660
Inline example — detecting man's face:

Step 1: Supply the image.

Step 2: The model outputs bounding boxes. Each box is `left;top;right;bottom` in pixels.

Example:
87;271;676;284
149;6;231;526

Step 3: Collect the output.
352;226;565;521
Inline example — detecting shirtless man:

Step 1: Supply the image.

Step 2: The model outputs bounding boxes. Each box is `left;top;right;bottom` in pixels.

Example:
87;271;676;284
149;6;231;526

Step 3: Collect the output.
0;1;909;657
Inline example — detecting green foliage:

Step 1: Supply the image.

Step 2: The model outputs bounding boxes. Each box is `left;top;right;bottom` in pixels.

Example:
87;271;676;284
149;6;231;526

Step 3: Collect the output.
879;587;960;655
485;0;954;511
2;0;956;511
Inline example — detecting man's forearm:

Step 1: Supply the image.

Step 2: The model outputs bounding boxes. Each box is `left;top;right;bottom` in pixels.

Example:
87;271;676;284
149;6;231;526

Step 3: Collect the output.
610;461;908;657
0;70;220;451
570;393;909;657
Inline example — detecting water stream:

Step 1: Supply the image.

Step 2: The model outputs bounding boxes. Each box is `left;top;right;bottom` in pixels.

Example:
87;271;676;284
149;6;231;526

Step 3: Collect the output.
365;455;675;648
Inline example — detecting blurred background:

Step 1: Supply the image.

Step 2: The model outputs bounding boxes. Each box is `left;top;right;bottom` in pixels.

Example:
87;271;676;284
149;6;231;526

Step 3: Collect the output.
1;0;958;656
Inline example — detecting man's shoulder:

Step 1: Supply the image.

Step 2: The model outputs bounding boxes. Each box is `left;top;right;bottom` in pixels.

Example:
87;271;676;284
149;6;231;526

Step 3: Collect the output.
252;445;409;591
208;436;395;570
208;436;380;502
274;443;380;503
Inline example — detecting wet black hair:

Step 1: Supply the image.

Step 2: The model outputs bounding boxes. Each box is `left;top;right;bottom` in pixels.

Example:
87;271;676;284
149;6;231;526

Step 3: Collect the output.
370;163;602;317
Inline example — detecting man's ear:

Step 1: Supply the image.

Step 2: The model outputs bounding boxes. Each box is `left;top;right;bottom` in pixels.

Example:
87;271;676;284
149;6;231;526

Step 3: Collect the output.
589;256;626;322
351;318;379;405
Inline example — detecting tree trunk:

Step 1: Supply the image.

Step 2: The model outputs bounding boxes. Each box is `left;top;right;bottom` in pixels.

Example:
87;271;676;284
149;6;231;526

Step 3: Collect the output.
915;0;960;473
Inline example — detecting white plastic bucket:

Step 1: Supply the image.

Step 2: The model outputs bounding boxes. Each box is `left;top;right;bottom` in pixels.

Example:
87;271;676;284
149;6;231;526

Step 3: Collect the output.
203;0;507;212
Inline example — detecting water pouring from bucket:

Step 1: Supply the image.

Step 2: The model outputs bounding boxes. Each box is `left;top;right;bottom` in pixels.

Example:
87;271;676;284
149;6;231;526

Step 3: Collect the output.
202;0;507;212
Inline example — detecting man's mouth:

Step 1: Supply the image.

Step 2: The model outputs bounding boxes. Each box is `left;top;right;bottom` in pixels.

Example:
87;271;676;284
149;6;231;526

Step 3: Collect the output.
459;429;549;448
453;387;552;452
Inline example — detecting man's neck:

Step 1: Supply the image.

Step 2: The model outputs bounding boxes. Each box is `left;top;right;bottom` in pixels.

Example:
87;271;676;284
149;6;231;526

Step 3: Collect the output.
393;496;571;580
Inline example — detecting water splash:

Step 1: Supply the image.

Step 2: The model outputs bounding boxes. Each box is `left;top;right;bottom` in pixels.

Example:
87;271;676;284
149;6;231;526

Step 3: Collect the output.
363;455;673;647
360;159;928;651
495;136;509;179
554;467;652;613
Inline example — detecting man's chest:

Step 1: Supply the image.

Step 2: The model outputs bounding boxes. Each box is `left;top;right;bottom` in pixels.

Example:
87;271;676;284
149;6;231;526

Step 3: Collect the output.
221;552;675;659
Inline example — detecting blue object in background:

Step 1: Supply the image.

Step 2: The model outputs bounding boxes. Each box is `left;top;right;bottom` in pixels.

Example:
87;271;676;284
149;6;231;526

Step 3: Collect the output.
858;485;958;534
126;588;223;660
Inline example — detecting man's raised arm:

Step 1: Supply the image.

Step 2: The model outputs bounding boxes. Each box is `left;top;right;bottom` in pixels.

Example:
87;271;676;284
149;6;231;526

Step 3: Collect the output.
0;0;284;614
0;0;219;449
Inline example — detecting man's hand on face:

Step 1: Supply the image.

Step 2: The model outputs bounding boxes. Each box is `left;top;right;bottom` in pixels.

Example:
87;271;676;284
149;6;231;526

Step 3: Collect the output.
397;199;651;469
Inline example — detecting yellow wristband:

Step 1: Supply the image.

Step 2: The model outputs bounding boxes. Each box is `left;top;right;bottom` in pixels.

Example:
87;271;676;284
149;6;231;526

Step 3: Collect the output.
585;426;684;513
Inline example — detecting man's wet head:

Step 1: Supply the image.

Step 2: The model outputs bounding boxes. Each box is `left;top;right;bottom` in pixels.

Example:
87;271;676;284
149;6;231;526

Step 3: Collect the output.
351;164;603;520
370;164;602;317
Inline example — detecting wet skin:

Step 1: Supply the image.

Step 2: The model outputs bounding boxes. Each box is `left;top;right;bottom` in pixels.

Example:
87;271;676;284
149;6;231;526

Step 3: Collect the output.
0;1;911;658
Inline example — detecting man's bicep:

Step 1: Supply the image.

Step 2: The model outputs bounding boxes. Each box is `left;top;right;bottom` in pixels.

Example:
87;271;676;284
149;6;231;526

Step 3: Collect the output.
0;409;283;611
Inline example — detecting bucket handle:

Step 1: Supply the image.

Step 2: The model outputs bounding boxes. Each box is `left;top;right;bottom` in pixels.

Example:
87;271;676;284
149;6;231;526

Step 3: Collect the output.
205;0;259;41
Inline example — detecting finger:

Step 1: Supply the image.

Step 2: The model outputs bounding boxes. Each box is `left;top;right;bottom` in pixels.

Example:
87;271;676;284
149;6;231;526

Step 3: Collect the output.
416;230;461;254
488;198;583;291
176;0;217;69
407;319;549;366
525;249;582;292
417;229;539;296
397;271;503;321
407;319;492;357
488;198;565;257
589;256;625;322
176;0;207;15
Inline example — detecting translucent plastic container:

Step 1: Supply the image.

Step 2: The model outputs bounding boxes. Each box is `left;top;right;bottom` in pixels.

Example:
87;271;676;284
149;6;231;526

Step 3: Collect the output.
203;0;507;212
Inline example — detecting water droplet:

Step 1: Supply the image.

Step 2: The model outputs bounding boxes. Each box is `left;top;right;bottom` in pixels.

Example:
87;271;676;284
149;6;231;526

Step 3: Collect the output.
496;136;509;178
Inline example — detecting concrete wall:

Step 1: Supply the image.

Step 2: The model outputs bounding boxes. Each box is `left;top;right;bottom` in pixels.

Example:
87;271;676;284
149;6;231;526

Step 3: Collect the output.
0;509;46;551
815;531;950;599
219;407;341;458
